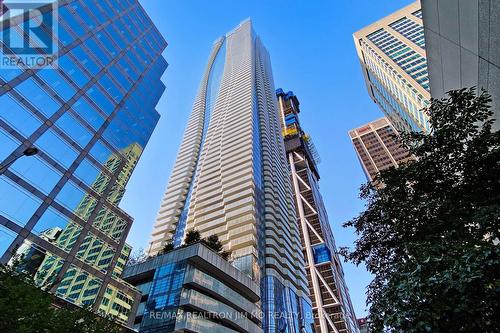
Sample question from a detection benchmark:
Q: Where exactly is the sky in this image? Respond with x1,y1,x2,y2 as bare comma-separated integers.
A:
121,0,413,318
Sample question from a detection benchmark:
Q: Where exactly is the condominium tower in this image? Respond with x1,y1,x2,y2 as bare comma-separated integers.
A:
354,1,431,134
349,118,413,182
0,0,167,327
277,89,359,333
148,20,314,332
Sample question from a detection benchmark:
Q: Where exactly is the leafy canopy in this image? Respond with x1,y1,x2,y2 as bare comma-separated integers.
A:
341,89,500,332
0,267,122,333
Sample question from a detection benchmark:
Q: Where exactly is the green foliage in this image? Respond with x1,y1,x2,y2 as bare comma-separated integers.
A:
202,234,231,260
203,234,224,253
184,229,201,245
0,267,123,333
158,242,174,255
181,230,231,260
341,89,500,332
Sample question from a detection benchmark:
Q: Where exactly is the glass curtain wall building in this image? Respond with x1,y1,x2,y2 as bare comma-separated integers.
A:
123,243,262,333
0,0,167,327
353,1,431,135
277,89,359,333
148,20,314,333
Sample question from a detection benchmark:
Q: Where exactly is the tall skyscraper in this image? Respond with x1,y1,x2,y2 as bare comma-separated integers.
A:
277,89,359,333
148,20,314,332
349,118,413,182
353,1,432,135
421,0,500,129
0,0,167,327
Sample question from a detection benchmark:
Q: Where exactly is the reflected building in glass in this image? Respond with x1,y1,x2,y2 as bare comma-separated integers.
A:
148,20,314,333
0,0,167,327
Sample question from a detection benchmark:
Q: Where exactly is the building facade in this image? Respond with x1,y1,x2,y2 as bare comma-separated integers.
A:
277,89,359,333
148,20,314,333
421,0,500,129
123,243,262,333
349,118,413,182
353,1,431,134
0,0,167,326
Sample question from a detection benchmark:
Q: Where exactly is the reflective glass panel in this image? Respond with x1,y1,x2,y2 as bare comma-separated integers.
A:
0,94,42,137
0,225,16,258
55,181,97,221
58,55,89,88
10,156,62,194
15,78,60,117
0,176,41,226
37,69,76,101
55,112,93,148
72,98,105,130
86,84,114,115
33,207,82,253
35,129,79,168
0,129,20,161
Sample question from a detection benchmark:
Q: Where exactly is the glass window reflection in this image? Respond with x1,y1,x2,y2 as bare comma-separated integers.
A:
74,158,101,187
56,181,97,221
57,22,75,46
89,140,118,169
0,129,20,161
15,78,61,117
72,98,105,130
37,69,76,101
86,84,115,115
0,225,16,258
0,176,42,226
71,46,99,76
33,207,82,253
35,129,78,168
0,94,42,137
58,55,89,88
0,66,22,81
10,156,62,194
55,112,93,148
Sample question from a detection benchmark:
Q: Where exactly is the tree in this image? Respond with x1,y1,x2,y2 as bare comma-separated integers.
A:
0,267,122,333
203,234,231,260
126,247,148,266
184,229,201,245
341,88,500,332
158,242,174,255
204,234,224,253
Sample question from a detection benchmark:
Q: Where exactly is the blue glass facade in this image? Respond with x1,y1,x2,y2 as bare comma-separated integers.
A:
0,0,166,326
123,243,262,333
141,261,187,332
261,276,315,333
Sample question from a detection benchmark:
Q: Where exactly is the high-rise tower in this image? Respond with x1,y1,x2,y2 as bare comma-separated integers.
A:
148,20,314,332
0,0,167,326
353,1,431,134
349,118,413,182
277,89,359,333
